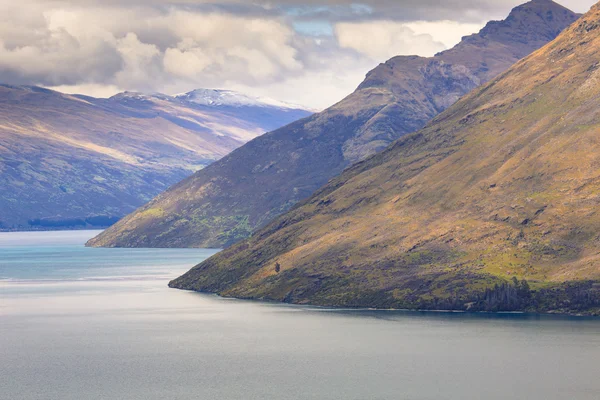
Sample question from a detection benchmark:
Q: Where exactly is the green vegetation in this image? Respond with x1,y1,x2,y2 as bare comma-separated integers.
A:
170,4,600,315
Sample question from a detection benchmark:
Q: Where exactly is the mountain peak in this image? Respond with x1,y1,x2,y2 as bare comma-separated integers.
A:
425,0,580,82
513,0,577,18
454,0,579,45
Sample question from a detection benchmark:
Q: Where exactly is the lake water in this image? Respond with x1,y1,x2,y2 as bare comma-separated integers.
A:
1,230,599,400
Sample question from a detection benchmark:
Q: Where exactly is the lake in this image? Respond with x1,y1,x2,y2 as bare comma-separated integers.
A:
1,230,599,400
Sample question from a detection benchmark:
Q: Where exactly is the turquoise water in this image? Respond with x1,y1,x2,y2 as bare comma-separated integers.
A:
1,231,599,400
0,230,219,282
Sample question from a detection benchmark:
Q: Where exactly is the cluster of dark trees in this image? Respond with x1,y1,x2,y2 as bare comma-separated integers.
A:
471,278,600,314
473,277,532,312
529,281,600,314
409,277,599,314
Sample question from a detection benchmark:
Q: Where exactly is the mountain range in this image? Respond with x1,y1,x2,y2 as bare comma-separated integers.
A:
0,86,310,229
170,1,600,315
88,0,580,249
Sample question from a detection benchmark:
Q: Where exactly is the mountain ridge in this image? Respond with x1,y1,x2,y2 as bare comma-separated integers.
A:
169,1,600,315
88,0,581,249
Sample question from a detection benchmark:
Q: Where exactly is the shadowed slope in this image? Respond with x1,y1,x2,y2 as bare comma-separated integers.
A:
171,2,600,315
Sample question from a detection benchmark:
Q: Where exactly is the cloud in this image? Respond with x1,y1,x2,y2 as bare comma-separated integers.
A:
402,20,487,48
334,19,487,62
48,83,124,98
0,0,595,110
335,22,447,59
0,2,305,89
163,46,212,80
0,2,123,87
115,33,162,89
161,12,302,83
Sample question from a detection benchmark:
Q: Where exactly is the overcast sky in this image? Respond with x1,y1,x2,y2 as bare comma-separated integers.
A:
0,0,595,109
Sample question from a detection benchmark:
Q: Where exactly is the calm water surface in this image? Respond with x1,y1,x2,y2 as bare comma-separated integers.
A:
1,230,599,400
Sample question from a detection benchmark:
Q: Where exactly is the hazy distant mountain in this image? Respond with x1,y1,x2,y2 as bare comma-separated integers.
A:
89,0,580,249
0,86,311,229
171,2,600,315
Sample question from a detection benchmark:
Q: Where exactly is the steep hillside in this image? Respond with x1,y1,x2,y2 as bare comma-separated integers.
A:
0,86,310,229
89,0,580,249
170,3,600,315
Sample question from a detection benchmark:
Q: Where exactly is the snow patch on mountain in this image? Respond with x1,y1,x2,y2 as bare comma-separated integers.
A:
109,91,173,102
109,89,312,111
175,89,306,110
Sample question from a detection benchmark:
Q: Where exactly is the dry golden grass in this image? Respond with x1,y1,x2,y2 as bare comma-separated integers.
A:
170,3,600,313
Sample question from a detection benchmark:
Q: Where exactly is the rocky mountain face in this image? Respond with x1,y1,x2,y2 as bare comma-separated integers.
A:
170,3,600,315
88,0,580,249
0,86,310,229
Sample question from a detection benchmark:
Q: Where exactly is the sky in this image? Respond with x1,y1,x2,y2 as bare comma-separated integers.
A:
0,0,595,110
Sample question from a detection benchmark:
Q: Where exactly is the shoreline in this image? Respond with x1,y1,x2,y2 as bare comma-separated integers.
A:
173,287,600,319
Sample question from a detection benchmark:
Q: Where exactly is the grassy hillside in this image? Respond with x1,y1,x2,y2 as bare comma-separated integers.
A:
88,0,580,249
170,2,600,315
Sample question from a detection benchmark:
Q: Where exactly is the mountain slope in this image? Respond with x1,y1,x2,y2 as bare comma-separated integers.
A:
170,2,600,315
0,86,310,229
88,0,580,249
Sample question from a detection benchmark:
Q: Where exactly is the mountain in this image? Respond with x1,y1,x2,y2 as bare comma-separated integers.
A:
170,2,600,315
88,0,580,249
0,86,311,229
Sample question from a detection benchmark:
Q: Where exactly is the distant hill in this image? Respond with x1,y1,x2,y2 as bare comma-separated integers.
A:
0,86,311,230
171,2,600,315
88,0,580,249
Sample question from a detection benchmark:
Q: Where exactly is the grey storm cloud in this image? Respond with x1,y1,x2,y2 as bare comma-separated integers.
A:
0,0,595,109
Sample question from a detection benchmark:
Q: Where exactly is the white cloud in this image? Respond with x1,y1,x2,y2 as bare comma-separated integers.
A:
164,46,212,79
161,12,302,84
334,19,488,61
48,83,123,98
226,53,374,109
115,33,162,88
335,21,447,60
403,20,485,49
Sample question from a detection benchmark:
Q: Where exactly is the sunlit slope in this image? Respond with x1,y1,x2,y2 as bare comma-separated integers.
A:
171,3,600,315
